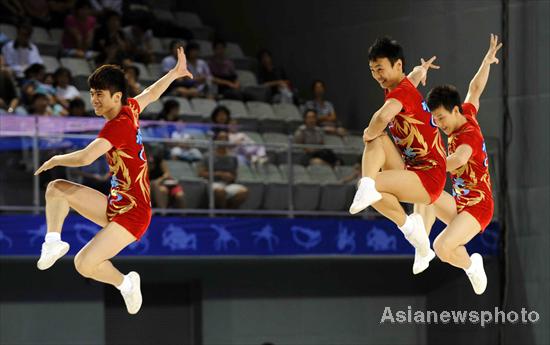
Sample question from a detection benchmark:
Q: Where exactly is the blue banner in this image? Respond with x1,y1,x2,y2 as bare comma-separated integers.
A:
0,215,500,257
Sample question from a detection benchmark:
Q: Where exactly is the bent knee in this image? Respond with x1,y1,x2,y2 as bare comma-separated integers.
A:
46,179,72,198
433,237,453,262
74,254,96,278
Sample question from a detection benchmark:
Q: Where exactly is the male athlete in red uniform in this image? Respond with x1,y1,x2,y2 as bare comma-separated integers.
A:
34,47,193,314
349,37,445,262
416,34,502,294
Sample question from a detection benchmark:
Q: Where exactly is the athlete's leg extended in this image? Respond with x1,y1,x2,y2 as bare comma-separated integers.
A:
433,211,480,269
74,221,135,286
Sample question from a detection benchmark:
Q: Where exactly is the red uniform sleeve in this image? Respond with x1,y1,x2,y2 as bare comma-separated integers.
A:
98,117,134,149
126,98,141,123
462,102,478,118
455,126,482,156
385,78,415,113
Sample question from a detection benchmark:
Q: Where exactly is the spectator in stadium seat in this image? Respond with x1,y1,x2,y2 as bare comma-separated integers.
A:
68,98,87,116
305,80,347,136
27,92,53,116
228,119,267,166
198,131,248,209
158,99,180,122
210,105,231,135
54,67,80,109
0,54,20,113
1,20,43,79
162,40,199,98
185,41,215,98
294,108,339,166
122,23,155,64
170,132,204,163
62,0,96,58
93,10,129,66
209,39,243,100
147,144,186,211
123,64,142,98
257,49,295,104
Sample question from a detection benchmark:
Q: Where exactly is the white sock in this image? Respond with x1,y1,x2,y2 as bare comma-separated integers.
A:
359,177,376,189
45,232,61,243
117,274,133,293
464,256,477,274
398,215,415,236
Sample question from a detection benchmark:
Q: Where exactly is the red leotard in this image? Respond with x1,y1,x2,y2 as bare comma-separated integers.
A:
448,103,494,231
98,98,152,239
385,77,447,203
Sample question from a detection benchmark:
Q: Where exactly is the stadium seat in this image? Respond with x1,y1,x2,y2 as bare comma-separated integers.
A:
0,24,16,40
191,98,217,120
226,42,245,59
60,58,92,76
41,56,60,73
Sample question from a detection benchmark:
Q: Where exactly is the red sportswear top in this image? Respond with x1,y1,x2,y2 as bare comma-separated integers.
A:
385,77,447,172
448,103,493,211
98,98,151,221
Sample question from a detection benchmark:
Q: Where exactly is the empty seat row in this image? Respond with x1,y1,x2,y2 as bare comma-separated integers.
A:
165,160,357,211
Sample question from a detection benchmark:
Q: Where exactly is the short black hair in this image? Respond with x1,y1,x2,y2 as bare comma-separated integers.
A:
426,85,463,114
210,105,231,123
24,63,46,79
303,108,317,119
31,92,48,103
124,65,140,79
54,67,72,80
256,48,272,61
368,37,405,69
311,79,325,91
16,19,33,32
88,64,128,104
69,98,85,109
185,41,200,56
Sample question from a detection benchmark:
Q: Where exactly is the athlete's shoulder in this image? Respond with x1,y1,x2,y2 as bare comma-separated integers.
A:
461,102,478,117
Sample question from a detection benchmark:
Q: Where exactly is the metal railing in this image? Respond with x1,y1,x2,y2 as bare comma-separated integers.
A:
0,115,502,220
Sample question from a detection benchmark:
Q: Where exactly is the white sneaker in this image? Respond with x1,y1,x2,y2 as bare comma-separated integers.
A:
412,248,436,275
121,272,142,314
37,241,70,270
349,177,382,214
466,253,487,295
404,214,430,257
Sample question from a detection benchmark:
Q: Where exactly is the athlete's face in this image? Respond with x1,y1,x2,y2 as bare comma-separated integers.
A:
90,88,121,116
431,105,461,135
369,58,403,89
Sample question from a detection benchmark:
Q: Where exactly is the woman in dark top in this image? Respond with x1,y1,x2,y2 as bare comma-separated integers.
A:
146,146,185,211
257,49,295,104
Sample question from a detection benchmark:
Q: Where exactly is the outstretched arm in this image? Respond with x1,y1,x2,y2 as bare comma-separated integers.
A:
464,34,503,110
407,56,440,88
135,47,193,111
34,138,112,175
362,98,403,142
